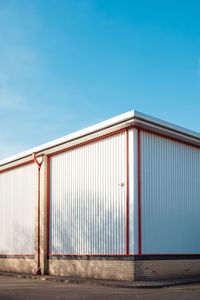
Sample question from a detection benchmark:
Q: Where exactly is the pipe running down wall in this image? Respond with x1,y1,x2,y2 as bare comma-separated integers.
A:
33,153,41,275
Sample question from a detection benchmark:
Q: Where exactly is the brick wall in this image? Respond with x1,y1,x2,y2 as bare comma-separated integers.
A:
48,259,135,281
134,259,200,280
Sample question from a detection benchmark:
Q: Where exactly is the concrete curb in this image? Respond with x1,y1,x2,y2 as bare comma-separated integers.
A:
1,272,200,289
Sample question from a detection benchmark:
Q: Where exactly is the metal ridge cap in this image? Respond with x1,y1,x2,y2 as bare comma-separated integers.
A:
1,110,199,168
133,111,200,141
132,119,200,146
0,110,135,167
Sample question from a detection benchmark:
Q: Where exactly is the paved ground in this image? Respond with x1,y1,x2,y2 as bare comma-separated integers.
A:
1,276,200,299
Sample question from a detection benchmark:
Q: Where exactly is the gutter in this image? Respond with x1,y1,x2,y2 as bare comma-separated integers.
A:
0,110,199,168
0,111,134,167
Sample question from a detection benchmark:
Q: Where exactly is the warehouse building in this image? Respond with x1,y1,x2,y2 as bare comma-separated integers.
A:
0,110,200,281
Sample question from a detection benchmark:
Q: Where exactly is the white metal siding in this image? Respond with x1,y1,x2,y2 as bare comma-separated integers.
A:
128,128,139,254
141,132,200,254
0,164,36,254
49,132,126,254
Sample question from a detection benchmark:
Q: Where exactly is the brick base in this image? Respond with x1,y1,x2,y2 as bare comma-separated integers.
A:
1,256,200,281
48,259,135,281
134,259,200,280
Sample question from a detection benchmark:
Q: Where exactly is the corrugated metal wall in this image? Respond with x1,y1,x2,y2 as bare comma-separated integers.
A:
49,132,127,255
0,164,36,255
128,128,139,254
140,131,200,254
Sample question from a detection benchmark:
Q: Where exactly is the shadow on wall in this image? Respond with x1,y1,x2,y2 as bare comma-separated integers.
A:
0,221,36,274
0,256,36,274
49,187,126,255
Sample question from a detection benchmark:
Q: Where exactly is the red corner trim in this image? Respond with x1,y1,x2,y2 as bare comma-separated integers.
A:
126,129,129,255
47,156,50,256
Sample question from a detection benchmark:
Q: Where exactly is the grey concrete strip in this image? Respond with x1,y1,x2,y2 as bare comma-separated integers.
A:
1,272,200,289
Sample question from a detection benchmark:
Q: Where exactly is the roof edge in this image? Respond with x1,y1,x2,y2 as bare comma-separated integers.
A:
0,110,199,167
133,111,200,140
0,110,135,167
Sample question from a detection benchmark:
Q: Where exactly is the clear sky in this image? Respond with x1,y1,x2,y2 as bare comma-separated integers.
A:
0,0,200,159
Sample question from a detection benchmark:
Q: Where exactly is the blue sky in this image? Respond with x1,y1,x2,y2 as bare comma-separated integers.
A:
0,0,200,159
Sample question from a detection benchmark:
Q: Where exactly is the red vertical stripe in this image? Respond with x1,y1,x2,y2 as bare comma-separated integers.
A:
126,129,129,255
37,167,41,274
47,156,50,255
138,129,142,255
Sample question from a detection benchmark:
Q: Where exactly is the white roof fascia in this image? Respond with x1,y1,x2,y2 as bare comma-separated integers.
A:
133,110,200,140
0,110,134,167
0,110,199,167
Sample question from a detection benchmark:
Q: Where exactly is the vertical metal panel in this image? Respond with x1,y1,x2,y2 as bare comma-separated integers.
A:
141,132,200,254
0,163,36,254
49,132,126,255
128,128,139,254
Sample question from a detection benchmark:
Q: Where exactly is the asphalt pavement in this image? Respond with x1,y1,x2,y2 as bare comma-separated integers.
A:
1,275,200,299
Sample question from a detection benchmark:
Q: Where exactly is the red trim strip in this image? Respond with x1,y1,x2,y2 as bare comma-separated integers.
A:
48,253,200,257
134,127,200,150
1,253,200,257
141,253,200,256
0,160,33,173
126,129,129,255
0,125,198,174
0,254,34,256
0,125,199,173
138,129,142,255
48,254,135,257
49,128,127,157
3,253,200,257
47,156,50,256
